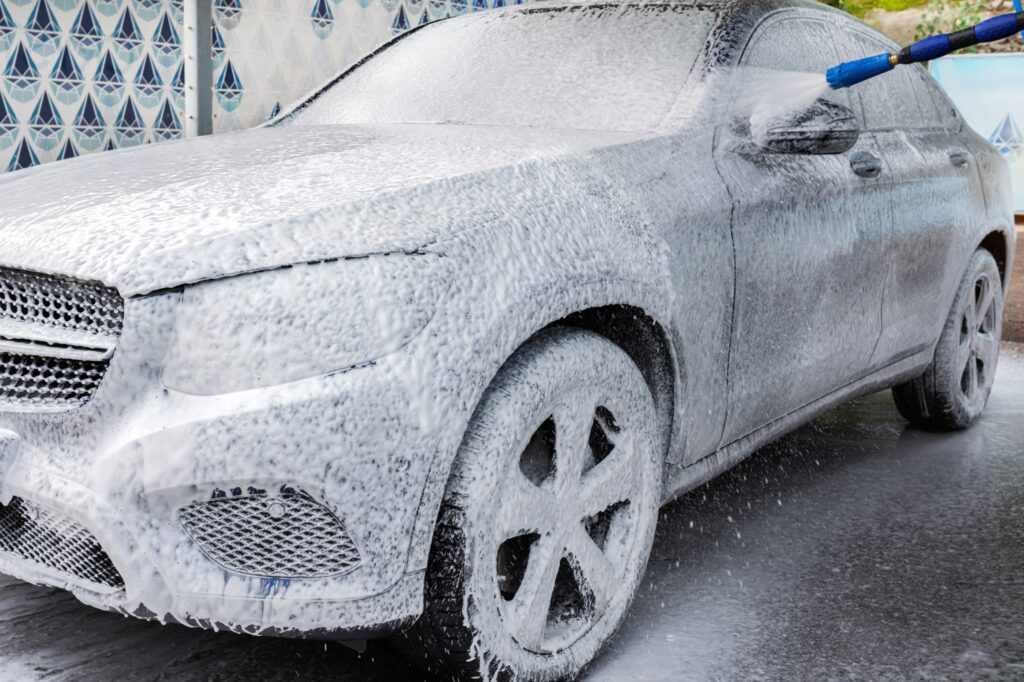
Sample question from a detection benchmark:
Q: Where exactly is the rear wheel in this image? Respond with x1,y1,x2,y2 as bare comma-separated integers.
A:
892,249,1003,430
401,327,662,681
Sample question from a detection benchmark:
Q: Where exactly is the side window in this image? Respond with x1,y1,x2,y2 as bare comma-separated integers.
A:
740,14,853,111
903,66,946,129
918,67,962,131
837,30,944,130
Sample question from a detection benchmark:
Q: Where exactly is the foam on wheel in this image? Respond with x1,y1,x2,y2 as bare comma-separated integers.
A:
893,249,1004,431
399,327,662,681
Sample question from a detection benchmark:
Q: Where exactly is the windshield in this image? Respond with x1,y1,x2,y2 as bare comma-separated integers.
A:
288,5,715,133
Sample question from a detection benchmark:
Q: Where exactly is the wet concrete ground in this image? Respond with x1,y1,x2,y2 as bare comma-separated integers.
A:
1,346,1022,681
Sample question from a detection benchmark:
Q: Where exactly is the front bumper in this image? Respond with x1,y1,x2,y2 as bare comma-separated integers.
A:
0,292,443,638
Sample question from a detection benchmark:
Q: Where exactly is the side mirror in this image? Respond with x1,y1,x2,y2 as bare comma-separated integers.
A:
758,99,860,155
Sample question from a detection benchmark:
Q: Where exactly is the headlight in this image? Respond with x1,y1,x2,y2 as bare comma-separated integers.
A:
162,254,448,395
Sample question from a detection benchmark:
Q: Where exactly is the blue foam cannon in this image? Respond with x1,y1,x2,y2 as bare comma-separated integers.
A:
827,11,1024,90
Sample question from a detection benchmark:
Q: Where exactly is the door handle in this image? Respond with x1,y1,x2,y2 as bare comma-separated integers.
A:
948,148,970,167
850,151,883,179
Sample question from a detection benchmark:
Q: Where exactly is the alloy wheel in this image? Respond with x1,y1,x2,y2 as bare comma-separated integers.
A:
959,272,1000,410
494,390,644,655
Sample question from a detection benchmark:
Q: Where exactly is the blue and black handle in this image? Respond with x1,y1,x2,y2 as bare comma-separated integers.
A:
827,11,1024,90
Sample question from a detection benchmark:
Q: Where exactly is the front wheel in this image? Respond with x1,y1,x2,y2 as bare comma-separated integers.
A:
401,327,662,681
893,249,1004,430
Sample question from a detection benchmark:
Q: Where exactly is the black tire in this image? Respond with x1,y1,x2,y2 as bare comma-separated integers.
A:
892,249,1004,430
398,327,662,681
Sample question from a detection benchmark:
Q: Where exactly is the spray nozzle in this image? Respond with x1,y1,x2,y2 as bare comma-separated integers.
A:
826,53,896,90
827,10,1024,90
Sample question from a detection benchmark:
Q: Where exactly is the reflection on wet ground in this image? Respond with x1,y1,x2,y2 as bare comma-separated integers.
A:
2,346,1022,681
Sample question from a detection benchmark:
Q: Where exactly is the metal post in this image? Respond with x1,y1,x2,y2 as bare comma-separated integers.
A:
184,0,213,137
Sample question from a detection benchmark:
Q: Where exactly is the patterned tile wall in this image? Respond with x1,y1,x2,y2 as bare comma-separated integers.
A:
0,0,525,173
0,0,184,173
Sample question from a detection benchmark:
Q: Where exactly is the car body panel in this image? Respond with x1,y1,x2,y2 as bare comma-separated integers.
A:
0,123,650,296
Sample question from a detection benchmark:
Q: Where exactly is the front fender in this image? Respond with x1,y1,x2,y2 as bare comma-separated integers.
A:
401,216,677,575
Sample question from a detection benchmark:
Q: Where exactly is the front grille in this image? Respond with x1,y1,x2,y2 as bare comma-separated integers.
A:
0,267,123,410
0,497,124,589
0,267,124,337
0,352,109,409
178,491,361,579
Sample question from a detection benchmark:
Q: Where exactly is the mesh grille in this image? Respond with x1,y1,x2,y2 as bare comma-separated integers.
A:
0,497,124,589
0,268,123,410
0,352,109,408
0,267,124,337
178,492,361,579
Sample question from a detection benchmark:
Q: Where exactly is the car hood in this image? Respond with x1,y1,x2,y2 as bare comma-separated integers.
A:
0,123,646,296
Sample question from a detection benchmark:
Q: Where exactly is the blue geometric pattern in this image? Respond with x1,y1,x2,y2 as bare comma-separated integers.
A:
170,57,184,109
1,0,185,173
93,49,125,107
114,94,143,145
152,96,178,140
26,0,60,58
990,114,1023,160
215,58,242,112
0,4,14,53
56,134,76,159
70,2,102,60
112,5,144,63
152,10,179,67
93,0,121,18
7,135,39,171
133,52,162,108
72,92,104,150
211,22,225,69
49,43,84,104
134,0,160,22
310,0,332,40
28,89,60,150
4,42,40,103
391,5,408,36
0,90,17,148
215,0,241,30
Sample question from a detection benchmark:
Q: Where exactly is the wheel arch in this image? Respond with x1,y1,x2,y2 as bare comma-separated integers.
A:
405,287,682,579
553,305,677,462
978,227,1013,293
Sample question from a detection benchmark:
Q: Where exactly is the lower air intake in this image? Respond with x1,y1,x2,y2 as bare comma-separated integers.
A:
178,491,361,579
0,352,109,409
0,497,124,589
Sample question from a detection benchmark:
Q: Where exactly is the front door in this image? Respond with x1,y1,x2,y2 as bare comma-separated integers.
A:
713,12,892,448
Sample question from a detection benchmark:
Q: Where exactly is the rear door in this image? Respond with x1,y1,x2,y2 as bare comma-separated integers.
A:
713,11,892,449
835,29,980,364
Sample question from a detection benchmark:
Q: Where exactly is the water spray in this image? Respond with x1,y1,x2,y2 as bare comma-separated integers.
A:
826,11,1024,90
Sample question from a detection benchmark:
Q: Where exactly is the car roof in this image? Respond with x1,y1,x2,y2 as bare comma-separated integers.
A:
496,0,858,66
511,0,840,18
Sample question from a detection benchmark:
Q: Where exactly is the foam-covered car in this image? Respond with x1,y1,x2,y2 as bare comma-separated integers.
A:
0,1,1014,680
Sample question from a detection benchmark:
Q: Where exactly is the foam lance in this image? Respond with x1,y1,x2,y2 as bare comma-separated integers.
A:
826,11,1024,90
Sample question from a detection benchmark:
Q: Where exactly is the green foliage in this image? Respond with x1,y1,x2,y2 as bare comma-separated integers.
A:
915,0,986,48
821,0,929,18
